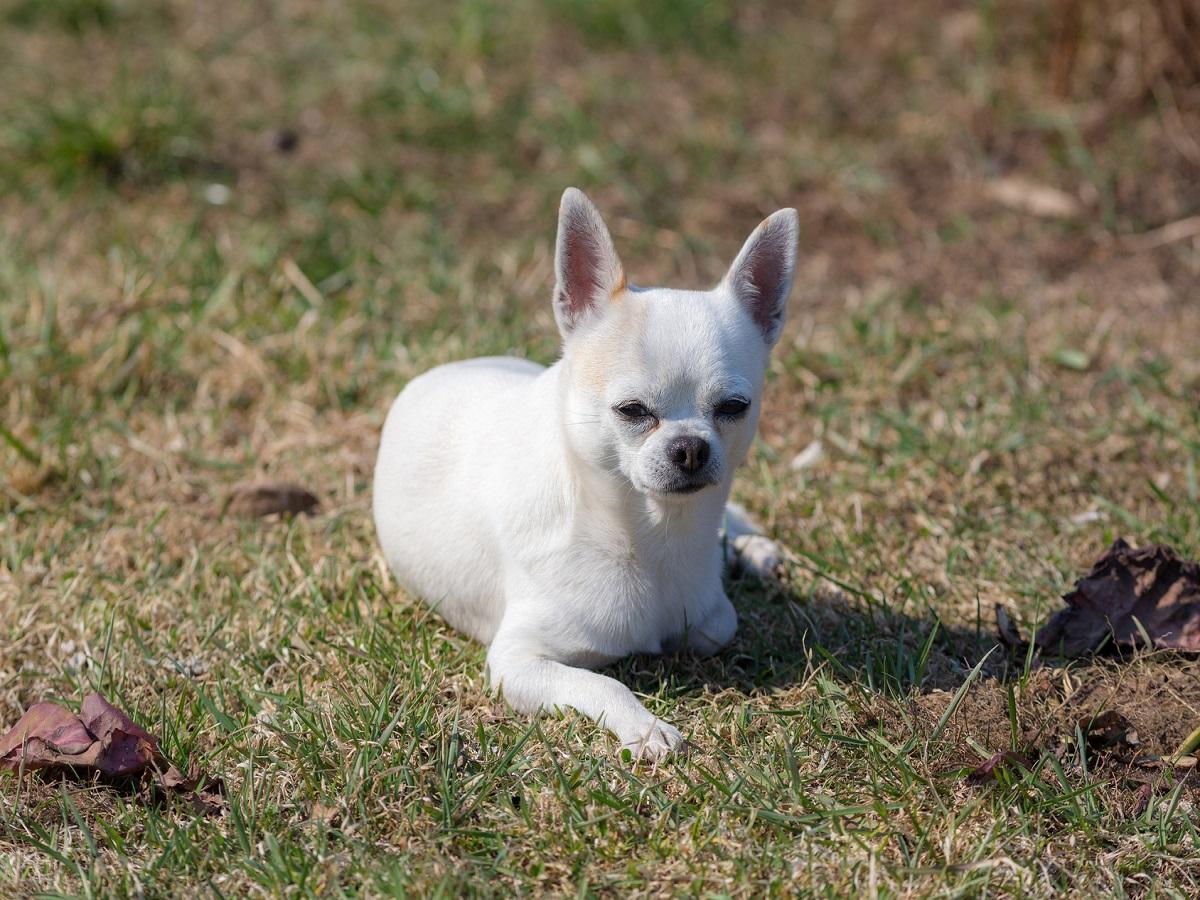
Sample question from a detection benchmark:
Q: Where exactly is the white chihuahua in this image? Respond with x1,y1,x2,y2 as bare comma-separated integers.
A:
373,188,796,759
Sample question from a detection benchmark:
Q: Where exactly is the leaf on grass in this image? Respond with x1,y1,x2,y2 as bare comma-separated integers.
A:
82,693,159,747
156,763,226,816
187,789,225,816
226,480,319,518
98,729,160,777
1035,539,1200,656
1,693,160,779
966,750,1033,784
309,801,341,826
159,763,198,792
1130,782,1153,817
0,703,95,763
2,694,225,813
1078,710,1139,753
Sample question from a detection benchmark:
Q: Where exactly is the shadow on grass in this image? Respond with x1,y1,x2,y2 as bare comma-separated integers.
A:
614,572,1018,702
606,568,1200,772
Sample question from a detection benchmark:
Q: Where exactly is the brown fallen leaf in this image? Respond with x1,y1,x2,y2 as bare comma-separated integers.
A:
0,703,94,765
2,697,224,813
98,728,162,778
966,750,1034,784
1130,782,1153,817
1078,710,1139,754
1035,539,1200,656
188,790,225,816
159,763,199,792
156,763,226,816
82,693,159,746
1,693,161,778
226,480,319,518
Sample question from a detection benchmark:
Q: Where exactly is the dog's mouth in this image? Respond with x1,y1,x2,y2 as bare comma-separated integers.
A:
659,479,716,497
628,469,719,498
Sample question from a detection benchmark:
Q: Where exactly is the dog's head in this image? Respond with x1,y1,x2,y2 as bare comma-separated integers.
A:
553,188,797,499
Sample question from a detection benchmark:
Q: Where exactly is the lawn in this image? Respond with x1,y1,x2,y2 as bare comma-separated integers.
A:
2,0,1199,895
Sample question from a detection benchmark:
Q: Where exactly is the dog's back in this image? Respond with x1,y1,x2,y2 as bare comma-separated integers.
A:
373,356,546,643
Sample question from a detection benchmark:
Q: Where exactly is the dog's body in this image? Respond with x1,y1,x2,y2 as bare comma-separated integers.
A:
374,189,797,758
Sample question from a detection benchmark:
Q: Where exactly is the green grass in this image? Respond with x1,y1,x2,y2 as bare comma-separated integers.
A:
2,0,1200,895
4,0,120,33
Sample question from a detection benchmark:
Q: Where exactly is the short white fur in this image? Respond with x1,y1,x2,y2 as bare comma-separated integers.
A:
373,188,798,759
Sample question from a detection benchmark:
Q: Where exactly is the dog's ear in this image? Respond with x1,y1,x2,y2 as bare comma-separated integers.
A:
722,208,798,347
553,187,625,337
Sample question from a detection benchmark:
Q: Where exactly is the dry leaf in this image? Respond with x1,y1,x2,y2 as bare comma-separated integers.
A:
159,764,199,792
1,695,227,813
1130,782,1153,817
82,693,159,747
1078,710,1139,754
0,693,161,778
156,763,225,815
966,750,1033,784
0,703,95,769
226,480,319,518
1035,539,1200,656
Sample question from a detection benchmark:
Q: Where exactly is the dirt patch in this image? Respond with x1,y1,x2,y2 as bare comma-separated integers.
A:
932,662,1199,754
886,659,1200,809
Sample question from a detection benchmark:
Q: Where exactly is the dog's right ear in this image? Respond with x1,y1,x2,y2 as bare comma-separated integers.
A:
722,208,798,347
553,188,625,337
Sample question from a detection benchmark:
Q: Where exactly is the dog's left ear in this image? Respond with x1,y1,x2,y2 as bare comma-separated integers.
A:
553,187,626,337
722,208,798,347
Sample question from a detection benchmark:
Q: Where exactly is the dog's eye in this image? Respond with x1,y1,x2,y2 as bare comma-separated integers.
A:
615,402,652,420
715,397,750,418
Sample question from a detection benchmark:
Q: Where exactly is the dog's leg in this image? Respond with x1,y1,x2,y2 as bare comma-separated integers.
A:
722,501,783,578
486,637,684,760
680,591,737,656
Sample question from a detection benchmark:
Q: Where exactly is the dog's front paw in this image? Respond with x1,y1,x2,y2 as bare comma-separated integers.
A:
621,719,685,763
731,534,783,579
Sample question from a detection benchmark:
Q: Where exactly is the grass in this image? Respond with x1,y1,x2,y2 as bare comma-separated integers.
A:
2,0,1200,895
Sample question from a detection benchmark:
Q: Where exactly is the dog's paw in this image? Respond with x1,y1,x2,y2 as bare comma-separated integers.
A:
621,719,685,763
731,534,783,579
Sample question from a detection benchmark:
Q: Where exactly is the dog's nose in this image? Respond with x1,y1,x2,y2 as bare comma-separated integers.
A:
667,436,710,474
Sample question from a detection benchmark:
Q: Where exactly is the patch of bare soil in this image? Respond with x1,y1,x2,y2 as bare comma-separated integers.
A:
898,659,1200,810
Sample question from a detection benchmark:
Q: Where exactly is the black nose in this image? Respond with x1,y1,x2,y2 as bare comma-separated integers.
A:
667,436,710,474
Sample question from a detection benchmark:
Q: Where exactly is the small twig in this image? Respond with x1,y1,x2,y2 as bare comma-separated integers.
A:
1119,216,1200,253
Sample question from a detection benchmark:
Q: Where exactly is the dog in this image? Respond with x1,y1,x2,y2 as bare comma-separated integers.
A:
373,188,796,759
